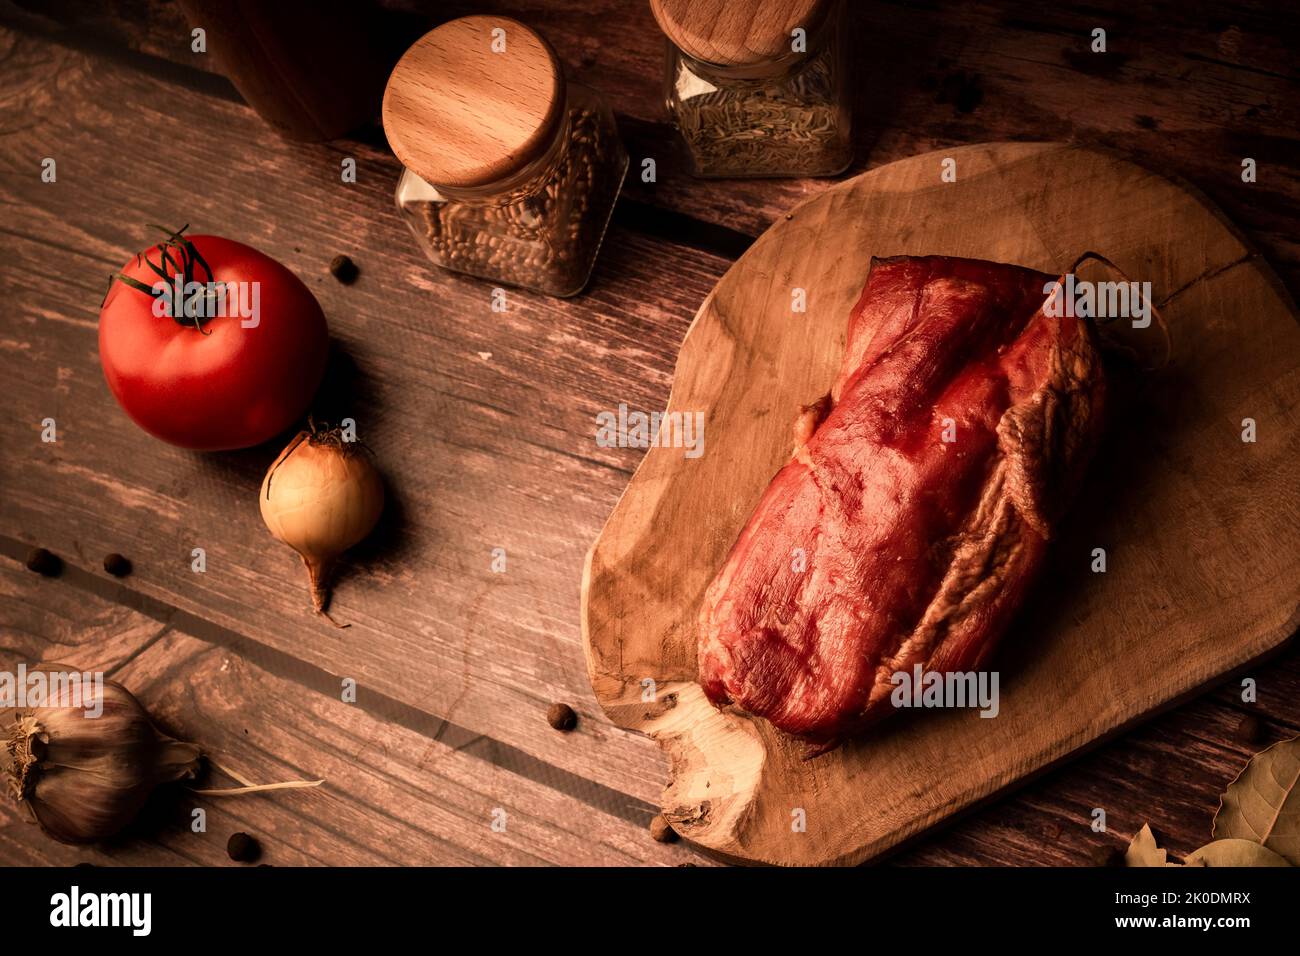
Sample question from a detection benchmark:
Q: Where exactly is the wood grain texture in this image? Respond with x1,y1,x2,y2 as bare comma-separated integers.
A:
9,557,1292,867
8,2,1297,281
0,559,706,866
650,0,830,67
582,141,1300,865
0,0,1298,867
895,675,1300,866
0,29,711,812
382,15,565,187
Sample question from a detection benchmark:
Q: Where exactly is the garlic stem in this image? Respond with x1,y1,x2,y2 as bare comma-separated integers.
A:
210,758,256,788
191,780,325,796
193,756,324,796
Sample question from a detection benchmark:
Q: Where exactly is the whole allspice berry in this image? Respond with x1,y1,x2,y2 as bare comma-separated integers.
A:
546,702,578,732
650,814,678,844
1233,713,1264,746
329,254,359,284
226,831,261,863
25,547,62,577
103,553,133,577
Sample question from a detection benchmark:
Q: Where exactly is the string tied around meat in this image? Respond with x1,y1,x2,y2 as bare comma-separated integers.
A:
1060,250,1172,371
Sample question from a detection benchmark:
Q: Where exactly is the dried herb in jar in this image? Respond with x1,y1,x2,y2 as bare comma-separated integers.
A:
673,44,849,178
384,16,627,297
411,106,624,297
654,0,852,179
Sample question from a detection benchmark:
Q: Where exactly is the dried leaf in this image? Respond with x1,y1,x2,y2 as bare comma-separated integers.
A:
1213,735,1300,865
1124,823,1168,866
1184,839,1292,867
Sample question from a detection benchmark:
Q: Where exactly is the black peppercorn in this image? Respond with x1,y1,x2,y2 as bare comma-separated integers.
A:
1233,713,1264,746
227,831,261,863
650,814,678,844
25,547,62,577
103,553,132,577
329,254,359,284
546,702,577,732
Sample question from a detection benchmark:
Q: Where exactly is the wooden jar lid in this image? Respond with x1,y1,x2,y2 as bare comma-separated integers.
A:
650,0,831,67
382,15,565,189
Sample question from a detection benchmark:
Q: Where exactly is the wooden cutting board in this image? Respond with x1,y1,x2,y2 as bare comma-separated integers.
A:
581,142,1300,867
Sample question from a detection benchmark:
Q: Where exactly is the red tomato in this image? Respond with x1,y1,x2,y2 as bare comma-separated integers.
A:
99,233,329,451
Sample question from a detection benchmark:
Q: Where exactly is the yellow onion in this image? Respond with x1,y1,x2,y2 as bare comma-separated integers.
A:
260,424,384,626
4,667,323,844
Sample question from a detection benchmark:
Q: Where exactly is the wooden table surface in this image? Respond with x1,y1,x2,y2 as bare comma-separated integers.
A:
1,0,1296,867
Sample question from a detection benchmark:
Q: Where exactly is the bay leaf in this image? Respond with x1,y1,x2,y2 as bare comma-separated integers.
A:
1213,734,1300,865
1184,839,1292,867
1124,823,1168,867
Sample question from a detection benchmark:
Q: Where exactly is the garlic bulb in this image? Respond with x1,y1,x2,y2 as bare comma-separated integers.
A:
260,425,384,624
5,670,201,844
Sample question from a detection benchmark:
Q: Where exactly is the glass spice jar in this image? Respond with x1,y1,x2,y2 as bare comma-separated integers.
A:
651,0,851,178
383,16,628,297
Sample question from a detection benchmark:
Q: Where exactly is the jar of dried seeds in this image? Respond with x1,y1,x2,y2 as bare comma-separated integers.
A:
383,16,628,297
651,0,851,178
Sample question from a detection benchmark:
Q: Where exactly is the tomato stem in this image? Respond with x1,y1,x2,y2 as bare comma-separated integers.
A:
102,224,219,335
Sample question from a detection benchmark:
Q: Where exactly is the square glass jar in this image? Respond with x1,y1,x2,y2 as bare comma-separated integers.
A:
385,17,628,297
394,84,627,298
657,0,852,178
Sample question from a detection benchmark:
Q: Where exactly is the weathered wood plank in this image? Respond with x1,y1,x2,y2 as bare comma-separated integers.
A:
0,559,704,865
899,669,1300,865
0,8,1297,867
0,28,721,807
7,0,1298,287
0,562,168,672
7,538,1289,868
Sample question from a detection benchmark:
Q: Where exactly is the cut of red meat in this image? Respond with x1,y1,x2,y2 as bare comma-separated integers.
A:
698,255,1106,742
